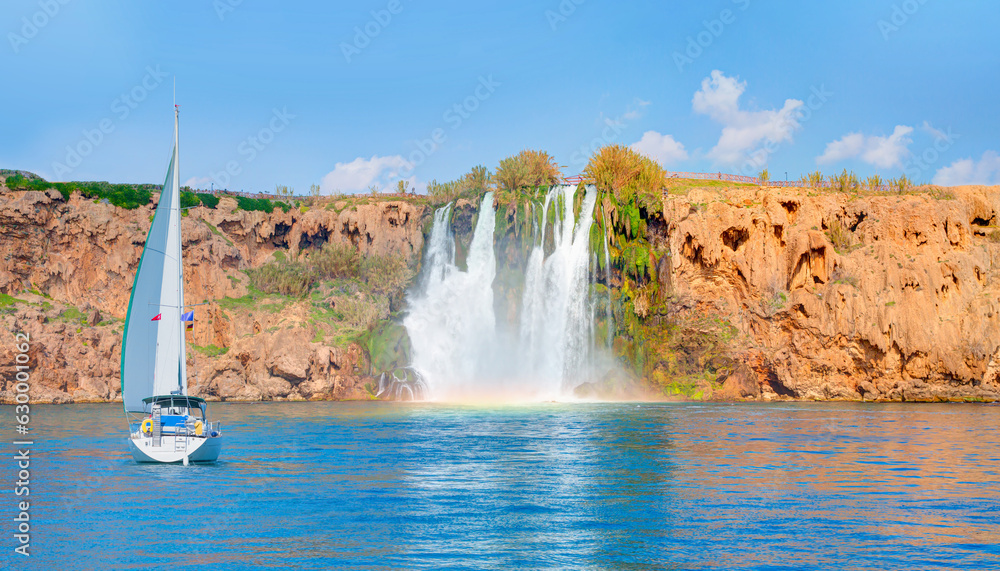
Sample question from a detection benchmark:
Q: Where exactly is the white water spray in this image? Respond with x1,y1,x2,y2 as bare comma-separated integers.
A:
518,185,598,396
404,193,497,397
405,185,600,401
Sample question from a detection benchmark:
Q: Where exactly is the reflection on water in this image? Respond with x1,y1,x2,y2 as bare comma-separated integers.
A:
7,402,999,570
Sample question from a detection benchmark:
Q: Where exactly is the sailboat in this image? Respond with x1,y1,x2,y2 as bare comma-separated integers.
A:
121,104,223,464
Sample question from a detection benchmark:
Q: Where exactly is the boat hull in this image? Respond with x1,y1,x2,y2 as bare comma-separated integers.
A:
128,433,223,464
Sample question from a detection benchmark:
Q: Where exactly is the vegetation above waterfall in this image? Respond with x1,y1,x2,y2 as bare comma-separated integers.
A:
582,144,741,399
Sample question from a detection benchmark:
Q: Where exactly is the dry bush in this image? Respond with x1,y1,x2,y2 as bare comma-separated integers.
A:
522,150,562,187
247,261,314,296
826,218,854,253
864,174,883,192
829,169,859,193
337,295,389,330
361,253,415,295
426,179,462,203
493,150,560,192
312,242,359,279
493,154,531,191
893,174,912,194
464,165,491,191
583,144,666,201
427,165,492,205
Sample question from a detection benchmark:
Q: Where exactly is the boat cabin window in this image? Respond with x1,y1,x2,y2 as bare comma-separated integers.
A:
145,399,207,420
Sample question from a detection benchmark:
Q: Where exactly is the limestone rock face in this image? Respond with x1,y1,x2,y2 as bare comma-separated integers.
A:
665,185,1000,401
2,179,999,403
0,185,425,404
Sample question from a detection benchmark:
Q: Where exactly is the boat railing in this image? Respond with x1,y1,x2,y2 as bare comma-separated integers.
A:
206,421,222,437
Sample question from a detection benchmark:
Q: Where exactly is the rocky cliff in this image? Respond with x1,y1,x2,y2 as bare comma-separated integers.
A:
1,180,998,404
659,184,1000,401
0,185,428,404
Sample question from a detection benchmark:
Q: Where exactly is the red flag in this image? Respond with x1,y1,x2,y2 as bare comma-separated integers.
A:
151,313,162,321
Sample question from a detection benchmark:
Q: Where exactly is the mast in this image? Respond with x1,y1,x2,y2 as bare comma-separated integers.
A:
175,103,188,395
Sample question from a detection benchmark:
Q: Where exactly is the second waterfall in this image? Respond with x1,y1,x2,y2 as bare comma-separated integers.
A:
404,185,601,400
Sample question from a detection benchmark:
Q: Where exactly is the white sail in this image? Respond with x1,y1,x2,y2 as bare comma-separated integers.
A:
120,108,187,412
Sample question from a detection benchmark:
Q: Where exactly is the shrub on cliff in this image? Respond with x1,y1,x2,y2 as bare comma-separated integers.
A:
583,144,666,203
864,174,883,192
247,260,314,296
312,242,360,278
493,150,561,192
361,253,414,296
197,193,220,209
4,173,154,209
892,174,912,194
180,191,201,209
799,170,824,188
826,219,855,253
236,196,275,213
427,165,493,205
828,169,860,193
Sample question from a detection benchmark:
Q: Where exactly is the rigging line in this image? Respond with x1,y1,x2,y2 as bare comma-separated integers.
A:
140,246,181,263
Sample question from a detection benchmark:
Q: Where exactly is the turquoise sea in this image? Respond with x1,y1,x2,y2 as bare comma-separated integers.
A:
4,401,999,570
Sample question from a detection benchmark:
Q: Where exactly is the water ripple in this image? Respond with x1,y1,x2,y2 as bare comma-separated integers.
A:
4,401,999,570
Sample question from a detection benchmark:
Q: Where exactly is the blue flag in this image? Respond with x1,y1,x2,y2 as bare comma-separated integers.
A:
181,311,194,321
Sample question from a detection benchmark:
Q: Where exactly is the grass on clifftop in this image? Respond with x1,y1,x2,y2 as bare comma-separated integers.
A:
2,170,298,213
4,172,155,209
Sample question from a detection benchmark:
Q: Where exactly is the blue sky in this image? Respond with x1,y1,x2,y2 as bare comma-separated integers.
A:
2,0,998,194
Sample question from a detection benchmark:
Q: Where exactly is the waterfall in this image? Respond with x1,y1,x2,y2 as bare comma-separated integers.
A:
518,185,598,396
404,193,497,398
405,185,600,401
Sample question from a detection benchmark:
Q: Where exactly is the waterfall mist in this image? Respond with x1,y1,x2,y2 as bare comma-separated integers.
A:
405,186,614,401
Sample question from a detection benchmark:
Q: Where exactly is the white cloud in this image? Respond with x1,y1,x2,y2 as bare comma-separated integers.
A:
932,151,1000,186
692,70,804,164
320,154,411,194
183,176,214,189
861,126,913,168
816,125,913,169
815,133,865,164
631,131,688,166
